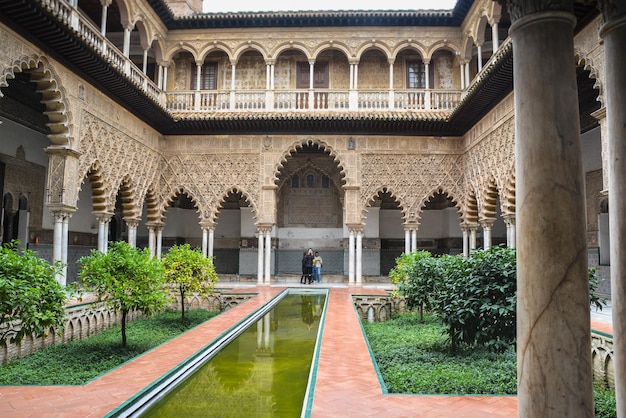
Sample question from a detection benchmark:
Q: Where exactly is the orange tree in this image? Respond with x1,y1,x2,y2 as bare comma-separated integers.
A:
77,241,168,348
162,244,218,323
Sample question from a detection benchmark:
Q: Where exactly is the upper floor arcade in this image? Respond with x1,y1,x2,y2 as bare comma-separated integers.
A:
0,0,599,135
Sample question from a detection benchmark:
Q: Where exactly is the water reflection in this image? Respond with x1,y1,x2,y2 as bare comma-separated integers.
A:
142,292,326,418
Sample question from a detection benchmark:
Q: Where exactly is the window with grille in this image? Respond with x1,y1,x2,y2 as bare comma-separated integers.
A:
192,62,217,90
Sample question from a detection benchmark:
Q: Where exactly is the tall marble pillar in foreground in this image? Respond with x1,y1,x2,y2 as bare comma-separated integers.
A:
599,2,626,415
509,2,593,416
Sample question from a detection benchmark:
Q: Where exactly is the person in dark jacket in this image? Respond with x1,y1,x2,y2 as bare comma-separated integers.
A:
300,251,307,284
304,248,314,284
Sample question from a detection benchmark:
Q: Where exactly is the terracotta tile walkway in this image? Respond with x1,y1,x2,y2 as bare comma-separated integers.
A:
0,285,612,418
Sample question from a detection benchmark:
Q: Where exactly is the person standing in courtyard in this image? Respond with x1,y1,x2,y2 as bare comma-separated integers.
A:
304,248,314,284
313,251,323,283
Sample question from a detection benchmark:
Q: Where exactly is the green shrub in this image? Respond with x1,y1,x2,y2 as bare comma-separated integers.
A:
0,241,66,350
594,383,617,418
0,309,218,385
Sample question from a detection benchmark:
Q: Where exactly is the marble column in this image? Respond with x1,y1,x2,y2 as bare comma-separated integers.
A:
208,228,214,257
96,213,110,253
404,228,410,254
469,225,477,250
99,0,111,35
510,4,592,416
257,230,264,285
156,227,163,260
125,218,139,248
356,229,363,286
264,229,271,284
201,227,209,257
61,215,69,280
461,226,469,257
503,214,516,248
491,19,500,52
348,229,355,285
147,225,156,257
599,4,626,414
480,219,493,250
411,228,417,252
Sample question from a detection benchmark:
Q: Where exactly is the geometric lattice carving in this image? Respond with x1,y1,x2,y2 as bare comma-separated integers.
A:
159,153,260,223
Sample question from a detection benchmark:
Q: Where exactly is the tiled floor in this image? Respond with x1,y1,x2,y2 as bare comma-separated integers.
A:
0,284,612,418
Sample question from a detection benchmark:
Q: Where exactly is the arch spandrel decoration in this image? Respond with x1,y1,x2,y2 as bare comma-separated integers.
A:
360,153,465,225
77,112,161,212
464,117,515,219
158,152,260,225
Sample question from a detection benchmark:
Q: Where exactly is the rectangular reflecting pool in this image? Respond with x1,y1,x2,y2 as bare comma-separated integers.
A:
110,289,327,418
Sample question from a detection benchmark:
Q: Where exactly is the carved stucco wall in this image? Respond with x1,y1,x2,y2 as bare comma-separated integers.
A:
463,93,516,220
76,112,162,215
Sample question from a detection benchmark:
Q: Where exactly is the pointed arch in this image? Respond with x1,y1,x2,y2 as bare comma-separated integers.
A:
480,177,500,222
273,138,347,186
362,186,408,223
1,55,72,148
212,186,257,225
418,187,462,224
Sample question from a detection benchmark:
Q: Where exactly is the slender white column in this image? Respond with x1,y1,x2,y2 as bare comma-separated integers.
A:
52,213,63,264
389,62,394,89
349,64,354,89
491,21,500,52
122,26,131,57
459,63,464,89
231,64,236,90
477,44,483,72
309,61,314,89
600,9,626,412
202,228,208,257
156,228,162,260
196,63,202,90
61,215,69,267
356,230,363,286
97,219,106,252
148,226,155,257
404,228,410,253
264,230,271,284
100,3,108,35
424,62,430,89
163,66,168,90
142,49,148,73
158,65,163,89
462,227,469,257
411,229,417,252
257,231,264,285
464,61,470,86
126,220,138,248
482,222,492,250
208,228,214,257
265,64,270,89
354,64,358,88
470,227,476,250
348,230,355,285
270,64,275,89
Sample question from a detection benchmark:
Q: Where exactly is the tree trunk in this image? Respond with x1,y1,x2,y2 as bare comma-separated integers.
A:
121,309,128,348
180,286,186,323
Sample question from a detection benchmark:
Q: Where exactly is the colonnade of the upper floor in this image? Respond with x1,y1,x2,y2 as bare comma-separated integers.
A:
39,0,508,113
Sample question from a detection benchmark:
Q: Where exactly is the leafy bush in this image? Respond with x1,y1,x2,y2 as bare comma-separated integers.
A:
0,309,218,385
77,241,169,347
0,241,66,350
594,383,617,418
389,250,439,321
363,313,517,394
162,244,218,323
434,247,517,353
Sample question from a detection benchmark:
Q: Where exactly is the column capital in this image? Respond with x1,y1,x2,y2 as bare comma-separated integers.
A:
346,223,364,233
123,217,141,228
503,0,573,24
48,204,76,217
598,0,626,26
200,221,216,229
502,213,516,226
94,212,114,223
